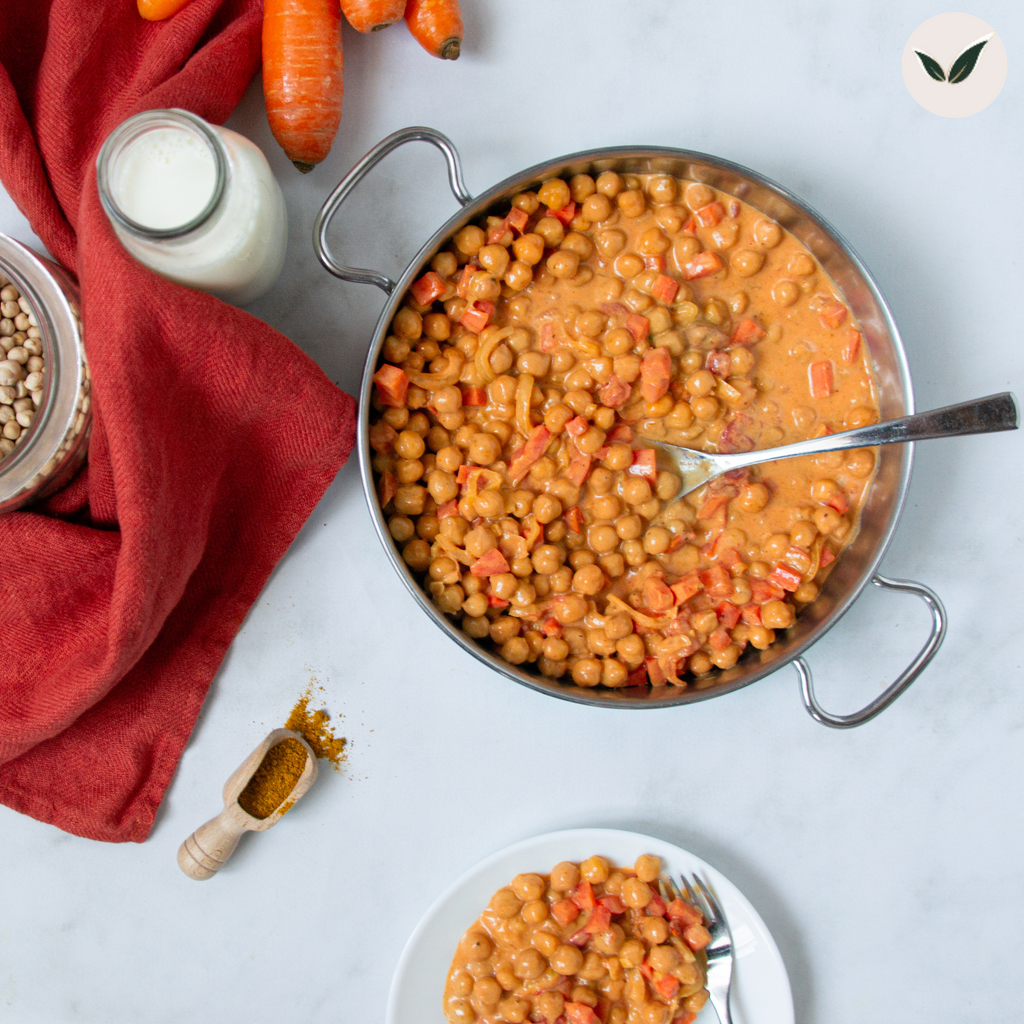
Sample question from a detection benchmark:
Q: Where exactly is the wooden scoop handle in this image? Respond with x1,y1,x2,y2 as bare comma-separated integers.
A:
177,811,247,880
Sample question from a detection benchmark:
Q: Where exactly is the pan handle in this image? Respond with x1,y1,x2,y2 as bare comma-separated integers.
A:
313,126,474,294
793,573,947,728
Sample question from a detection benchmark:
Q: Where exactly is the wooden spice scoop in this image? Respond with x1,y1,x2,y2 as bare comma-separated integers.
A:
177,728,318,880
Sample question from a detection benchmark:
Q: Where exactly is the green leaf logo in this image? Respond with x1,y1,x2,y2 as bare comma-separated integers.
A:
948,38,990,83
915,50,946,81
914,33,993,85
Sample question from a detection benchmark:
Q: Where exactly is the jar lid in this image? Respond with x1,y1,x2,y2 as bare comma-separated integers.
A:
0,234,85,507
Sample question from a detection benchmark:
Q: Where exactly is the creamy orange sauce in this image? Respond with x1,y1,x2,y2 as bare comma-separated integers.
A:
368,170,879,689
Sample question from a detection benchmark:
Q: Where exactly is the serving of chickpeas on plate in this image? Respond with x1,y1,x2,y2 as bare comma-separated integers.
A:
444,854,710,1024
369,168,880,690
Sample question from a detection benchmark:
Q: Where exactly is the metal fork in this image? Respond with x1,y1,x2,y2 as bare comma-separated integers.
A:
661,875,735,1024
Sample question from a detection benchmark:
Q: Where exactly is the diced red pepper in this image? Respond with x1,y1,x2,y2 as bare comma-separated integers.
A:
584,904,612,934
409,271,445,306
644,577,676,614
570,880,596,910
709,627,732,650
539,322,558,352
715,601,741,630
808,360,834,399
682,216,697,235
456,264,475,299
565,416,589,437
671,571,703,604
508,425,552,483
567,447,593,487
820,546,836,567
683,924,712,951
706,350,731,377
456,464,474,486
471,548,511,578
695,201,725,227
369,421,398,453
667,899,703,928
826,491,849,514
552,898,580,927
373,364,409,407
750,578,786,603
626,664,648,688
643,254,666,272
645,894,667,917
569,927,590,948
593,446,611,461
651,274,679,305
718,547,746,572
541,616,564,637
629,448,658,484
700,565,733,599
437,499,459,519
462,386,487,406
461,300,495,333
377,470,397,508
769,564,802,592
599,374,632,409
654,975,680,1000
566,506,585,533
645,657,667,686
486,220,511,245
641,348,672,403
682,251,723,280
731,317,766,346
487,594,510,609
819,301,848,329
606,424,633,444
506,207,529,233
625,313,651,342
599,894,627,914
564,1002,599,1024
548,200,577,226
638,962,654,981
697,494,728,521
741,603,762,626
842,328,861,363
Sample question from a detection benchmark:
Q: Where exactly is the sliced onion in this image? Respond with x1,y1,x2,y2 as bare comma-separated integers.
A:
474,326,513,384
406,348,466,390
515,372,535,440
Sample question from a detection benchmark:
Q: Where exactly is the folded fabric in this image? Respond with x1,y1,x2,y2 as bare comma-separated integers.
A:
0,0,356,842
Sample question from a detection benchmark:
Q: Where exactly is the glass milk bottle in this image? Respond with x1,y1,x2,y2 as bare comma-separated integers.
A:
96,109,287,306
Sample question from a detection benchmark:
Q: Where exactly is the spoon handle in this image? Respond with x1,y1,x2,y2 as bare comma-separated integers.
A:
719,392,1019,471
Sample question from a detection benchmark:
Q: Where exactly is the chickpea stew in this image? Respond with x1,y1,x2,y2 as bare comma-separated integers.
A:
369,170,879,690
444,855,710,1024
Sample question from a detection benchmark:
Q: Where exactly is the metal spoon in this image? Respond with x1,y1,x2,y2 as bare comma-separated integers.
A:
644,392,1019,498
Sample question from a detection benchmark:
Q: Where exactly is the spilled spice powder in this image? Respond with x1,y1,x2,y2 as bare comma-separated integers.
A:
238,738,308,819
285,686,347,770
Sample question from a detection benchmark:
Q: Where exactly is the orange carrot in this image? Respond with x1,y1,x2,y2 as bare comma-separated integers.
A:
137,0,192,20
263,0,344,172
404,0,463,59
341,0,405,33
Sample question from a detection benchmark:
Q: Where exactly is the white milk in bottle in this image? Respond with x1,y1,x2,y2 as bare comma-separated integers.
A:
96,109,287,306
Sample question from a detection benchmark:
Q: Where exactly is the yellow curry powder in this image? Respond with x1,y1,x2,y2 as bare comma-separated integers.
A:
238,738,308,820
284,686,347,770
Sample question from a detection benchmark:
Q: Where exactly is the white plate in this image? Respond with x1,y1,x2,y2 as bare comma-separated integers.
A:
387,828,794,1024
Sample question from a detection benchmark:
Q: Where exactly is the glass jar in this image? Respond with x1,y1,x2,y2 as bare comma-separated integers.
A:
0,233,91,513
96,109,288,307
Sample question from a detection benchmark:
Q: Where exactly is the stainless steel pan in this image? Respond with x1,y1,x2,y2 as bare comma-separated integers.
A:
314,126,947,727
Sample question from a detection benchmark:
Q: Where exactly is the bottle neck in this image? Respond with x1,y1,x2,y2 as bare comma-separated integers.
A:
96,108,228,241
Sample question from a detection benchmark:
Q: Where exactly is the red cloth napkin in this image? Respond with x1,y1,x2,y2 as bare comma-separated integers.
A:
0,0,356,841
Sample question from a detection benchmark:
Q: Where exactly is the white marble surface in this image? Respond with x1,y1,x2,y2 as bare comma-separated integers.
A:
2,2,1023,1022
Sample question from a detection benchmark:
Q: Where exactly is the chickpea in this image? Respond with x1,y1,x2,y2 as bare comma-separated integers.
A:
642,527,671,555
572,658,603,687
433,385,463,415
583,193,613,222
396,458,424,484
575,310,606,339
465,527,497,559
490,617,521,645
602,444,633,471
454,225,485,256
423,312,451,341
392,307,423,341
791,521,818,549
547,250,580,280
602,328,634,358
621,477,652,505
684,182,714,211
614,253,644,279
512,191,540,214
621,877,652,909
748,625,776,650
550,944,584,976
580,855,611,883
730,346,756,375
498,996,530,1023
553,593,587,624
847,406,875,429
685,370,715,397
572,563,606,596
846,449,875,477
532,494,563,524
795,581,820,603
637,227,670,255
752,218,783,248
772,280,800,307
689,651,713,675
394,429,426,460
666,401,694,429
534,217,565,247
761,600,795,629
738,482,769,512
814,505,844,535
468,432,502,465
538,178,571,211
432,250,458,277
550,861,580,891
513,233,545,266
587,523,620,553
647,175,677,203
535,991,564,1022
615,189,644,217
617,939,645,969
561,232,593,259
638,916,670,945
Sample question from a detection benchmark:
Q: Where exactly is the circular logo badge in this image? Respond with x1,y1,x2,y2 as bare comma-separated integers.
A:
902,13,1006,117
